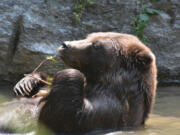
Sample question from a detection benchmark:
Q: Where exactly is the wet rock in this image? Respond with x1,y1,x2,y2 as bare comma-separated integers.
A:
0,97,41,133
0,0,179,85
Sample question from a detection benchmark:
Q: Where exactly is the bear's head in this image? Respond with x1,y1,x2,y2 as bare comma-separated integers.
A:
58,32,156,84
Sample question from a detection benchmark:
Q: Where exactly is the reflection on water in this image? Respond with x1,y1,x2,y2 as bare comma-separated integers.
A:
107,87,180,135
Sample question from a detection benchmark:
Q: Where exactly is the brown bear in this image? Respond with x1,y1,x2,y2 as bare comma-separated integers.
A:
38,32,157,134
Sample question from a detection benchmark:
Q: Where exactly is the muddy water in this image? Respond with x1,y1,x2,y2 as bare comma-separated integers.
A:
109,87,180,135
0,84,180,135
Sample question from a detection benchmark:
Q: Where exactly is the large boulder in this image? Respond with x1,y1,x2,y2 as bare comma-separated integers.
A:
0,0,179,85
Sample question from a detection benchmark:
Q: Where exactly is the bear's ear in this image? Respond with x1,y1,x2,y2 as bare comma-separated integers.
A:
136,51,153,68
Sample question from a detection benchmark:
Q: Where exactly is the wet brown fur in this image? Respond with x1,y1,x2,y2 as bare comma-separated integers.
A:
38,32,157,134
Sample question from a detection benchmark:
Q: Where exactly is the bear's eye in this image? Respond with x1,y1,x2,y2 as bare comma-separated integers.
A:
92,45,97,49
92,42,101,50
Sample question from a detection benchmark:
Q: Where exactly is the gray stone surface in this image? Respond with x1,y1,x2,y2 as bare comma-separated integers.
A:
0,0,179,85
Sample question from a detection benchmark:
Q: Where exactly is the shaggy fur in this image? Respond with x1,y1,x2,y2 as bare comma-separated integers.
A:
38,32,157,134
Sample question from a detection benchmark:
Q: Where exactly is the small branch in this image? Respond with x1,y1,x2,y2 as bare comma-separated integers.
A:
24,74,51,86
24,55,58,86
32,55,58,74
32,59,48,74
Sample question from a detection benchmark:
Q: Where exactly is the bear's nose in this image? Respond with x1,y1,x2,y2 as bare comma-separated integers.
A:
62,42,71,49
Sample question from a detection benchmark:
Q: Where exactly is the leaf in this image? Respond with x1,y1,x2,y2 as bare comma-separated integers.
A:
139,14,149,22
146,8,161,15
74,4,84,12
138,23,147,31
143,35,149,43
46,56,57,64
73,12,81,22
47,76,53,83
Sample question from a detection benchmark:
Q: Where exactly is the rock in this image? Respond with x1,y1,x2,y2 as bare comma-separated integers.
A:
145,0,180,85
0,0,179,85
0,97,41,133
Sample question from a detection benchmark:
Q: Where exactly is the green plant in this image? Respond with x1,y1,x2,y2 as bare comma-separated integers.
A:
46,56,57,64
73,0,93,23
132,2,161,42
73,12,81,23
47,76,53,83
132,15,149,42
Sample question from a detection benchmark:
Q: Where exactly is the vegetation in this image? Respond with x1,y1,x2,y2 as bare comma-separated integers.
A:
132,0,161,42
47,76,53,84
46,56,57,64
73,0,94,23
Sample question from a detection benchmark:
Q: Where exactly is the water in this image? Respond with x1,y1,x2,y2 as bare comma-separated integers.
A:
0,84,180,135
109,87,180,135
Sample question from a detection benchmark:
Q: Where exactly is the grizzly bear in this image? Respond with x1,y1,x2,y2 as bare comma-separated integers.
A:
37,32,157,134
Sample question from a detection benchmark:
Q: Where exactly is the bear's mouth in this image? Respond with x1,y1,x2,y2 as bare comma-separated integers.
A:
58,43,68,59
58,49,81,70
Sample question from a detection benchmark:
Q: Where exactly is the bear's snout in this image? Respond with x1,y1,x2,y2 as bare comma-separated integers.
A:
61,42,71,49
58,42,72,57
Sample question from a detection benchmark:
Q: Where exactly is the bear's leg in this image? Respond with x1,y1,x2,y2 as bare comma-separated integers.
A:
37,69,85,134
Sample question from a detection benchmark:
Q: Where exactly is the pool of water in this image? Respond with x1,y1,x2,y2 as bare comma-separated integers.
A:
108,87,180,135
0,83,180,135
